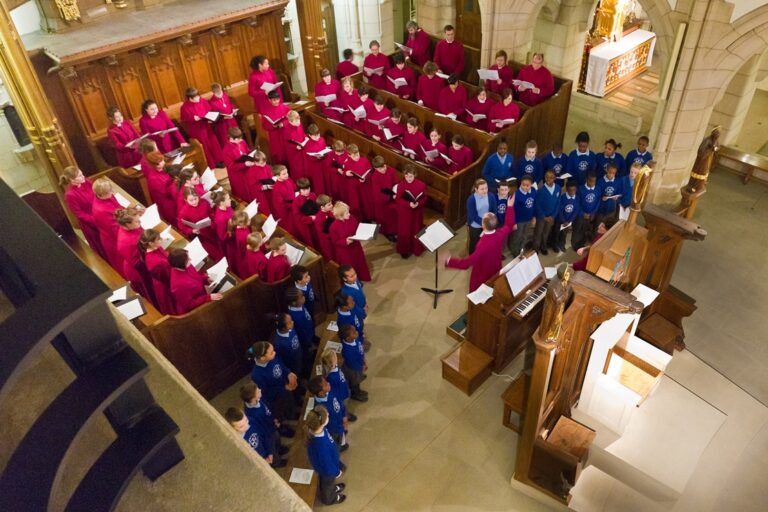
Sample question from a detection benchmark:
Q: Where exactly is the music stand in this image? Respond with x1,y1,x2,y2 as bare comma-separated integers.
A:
416,219,456,309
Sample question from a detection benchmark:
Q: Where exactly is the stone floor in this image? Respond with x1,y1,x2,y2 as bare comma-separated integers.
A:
731,88,768,155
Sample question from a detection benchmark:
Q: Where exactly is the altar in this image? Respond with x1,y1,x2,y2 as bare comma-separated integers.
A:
584,29,656,97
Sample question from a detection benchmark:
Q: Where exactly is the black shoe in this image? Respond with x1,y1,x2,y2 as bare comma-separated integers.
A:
334,494,347,504
339,443,349,452
540,248,549,255
347,413,358,422
559,245,567,253
271,458,287,468
335,483,346,492
279,425,295,438
351,393,369,402
400,253,410,259
386,234,397,243
278,445,289,456
340,461,347,471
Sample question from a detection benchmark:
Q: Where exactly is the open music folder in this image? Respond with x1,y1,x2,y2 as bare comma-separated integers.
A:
417,219,455,253
502,252,544,296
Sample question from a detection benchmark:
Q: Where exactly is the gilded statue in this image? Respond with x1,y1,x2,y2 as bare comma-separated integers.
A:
539,263,573,343
685,126,721,193
630,160,654,210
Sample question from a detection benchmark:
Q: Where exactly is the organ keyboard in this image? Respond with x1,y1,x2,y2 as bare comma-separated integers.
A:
513,282,549,317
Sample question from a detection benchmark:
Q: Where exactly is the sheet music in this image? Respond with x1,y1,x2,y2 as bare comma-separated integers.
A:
435,72,450,80
203,111,220,122
108,285,128,303
422,148,439,159
545,266,557,279
364,66,384,75
116,297,146,320
285,242,305,266
505,262,529,297
350,223,378,241
263,214,278,240
200,168,218,191
387,76,408,88
207,257,229,285
558,173,572,179
172,153,185,165
132,163,142,171
325,341,343,353
289,468,314,485
326,320,339,332
491,118,516,126
619,206,630,221
467,284,494,305
244,200,259,219
114,192,131,208
303,397,315,420
417,220,455,252
315,94,337,104
478,68,500,81
513,79,535,89
139,203,162,230
186,237,208,268
260,81,283,93
159,225,174,249
395,42,412,54
307,147,332,158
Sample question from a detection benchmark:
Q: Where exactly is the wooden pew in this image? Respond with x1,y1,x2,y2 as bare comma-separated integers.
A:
715,145,768,185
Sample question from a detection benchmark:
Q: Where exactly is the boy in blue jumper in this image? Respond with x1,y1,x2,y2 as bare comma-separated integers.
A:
250,341,298,428
550,180,580,253
532,170,560,255
466,178,497,254
566,131,596,185
572,171,600,250
241,383,289,461
308,375,349,451
339,324,368,402
625,136,653,168
272,312,303,377
543,142,568,185
496,182,512,226
515,140,543,184
286,287,317,374
481,140,514,192
339,265,367,319
596,162,623,224
510,175,536,255
620,162,643,209
291,265,316,319
306,407,346,505
225,407,284,467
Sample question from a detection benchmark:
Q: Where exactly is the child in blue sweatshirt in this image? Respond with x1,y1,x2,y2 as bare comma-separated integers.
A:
241,383,290,460
596,162,623,224
550,181,580,253
292,265,316,318
567,131,597,185
496,182,512,226
286,287,317,375
226,407,281,466
306,407,346,505
515,140,543,183
596,138,626,178
625,135,653,168
543,142,569,185
308,375,348,450
620,162,643,208
481,140,514,192
339,324,368,402
572,171,600,250
336,292,369,351
466,179,498,254
510,175,536,255
533,170,560,255
250,341,298,426
339,265,367,319
272,312,303,377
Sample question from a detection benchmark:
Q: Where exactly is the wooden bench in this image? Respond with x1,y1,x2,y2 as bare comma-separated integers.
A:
441,341,493,395
715,145,768,185
501,373,529,433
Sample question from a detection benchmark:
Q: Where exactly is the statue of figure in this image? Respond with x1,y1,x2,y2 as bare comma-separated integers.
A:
685,126,721,193
540,263,573,343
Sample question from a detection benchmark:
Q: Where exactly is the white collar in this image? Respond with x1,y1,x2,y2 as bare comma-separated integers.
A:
337,309,351,316
276,330,290,337
288,305,303,312
576,150,589,156
344,281,359,290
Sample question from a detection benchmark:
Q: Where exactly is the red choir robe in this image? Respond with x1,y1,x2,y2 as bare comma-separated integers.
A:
117,226,152,300
327,150,348,199
363,53,389,89
242,249,268,280
139,110,186,154
246,163,274,216
144,247,175,315
335,60,360,80
314,79,344,121
312,210,335,261
422,140,448,171
401,130,428,161
437,86,468,118
385,66,415,99
462,96,495,131
446,207,515,291
395,178,427,257
488,101,521,134
92,194,125,274
515,65,555,106
180,98,223,167
329,216,371,281
248,68,283,113
170,265,211,315
303,136,329,194
266,253,291,282
260,102,291,164
291,192,317,247
209,92,239,146
174,183,205,218
64,180,106,261
271,178,297,234
380,118,405,149
222,140,252,200
141,158,177,223
433,39,466,76
232,225,250,277
343,156,372,220
405,29,431,65
446,145,474,174
370,166,399,236
213,206,235,266
484,64,514,95
416,74,444,110
283,122,308,180
364,103,390,138
177,199,222,260
338,88,361,130
107,122,141,168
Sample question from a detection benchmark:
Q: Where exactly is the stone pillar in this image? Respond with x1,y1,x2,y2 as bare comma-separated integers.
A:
416,0,454,35
709,54,761,145
358,0,395,53
530,0,592,81
333,0,364,63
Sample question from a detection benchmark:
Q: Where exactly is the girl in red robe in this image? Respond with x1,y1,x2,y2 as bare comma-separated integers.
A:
177,188,222,261
416,61,444,111
173,167,205,217
314,68,344,122
462,87,495,131
248,55,283,113
246,151,274,216
209,83,240,147
266,237,292,283
401,117,428,161
271,165,297,235
363,40,389,90
168,248,222,314
488,89,521,134
291,178,318,247
142,151,177,223
342,144,372,221
92,178,126,274
106,106,141,168
515,53,555,106
327,140,348,199
329,202,371,281
180,87,223,167
211,190,235,266
116,208,154,300
261,91,291,164
283,110,308,180
312,195,335,261
370,156,399,240
484,50,515,95
338,78,359,129
446,134,475,174
221,127,253,201
242,232,268,280
140,229,175,315
395,165,427,258
139,100,187,154
437,75,467,119
302,124,329,195
374,109,405,150
422,128,448,171
228,210,250,277
385,54,415,99
60,166,106,261
364,96,390,138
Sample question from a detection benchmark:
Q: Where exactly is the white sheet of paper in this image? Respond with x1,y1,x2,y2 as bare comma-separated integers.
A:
263,214,278,240
436,72,450,80
478,68,500,81
159,225,174,249
364,66,384,75
327,320,339,332
350,223,378,241
422,148,439,159
491,118,516,126
325,341,343,353
204,111,220,122
244,200,259,219
260,81,283,93
467,284,494,305
108,285,128,303
631,283,659,307
303,397,315,421
114,192,131,208
315,94,337,104
200,168,217,191
604,194,622,200
388,76,408,88
307,147,332,158
116,297,145,320
505,263,529,296
186,237,208,268
619,206,630,221
285,242,305,266
140,203,162,229
172,154,185,165
383,128,397,140
132,163,142,171
418,220,454,252
558,173,572,179
545,266,557,279
559,222,572,231
395,42,412,54
513,79,535,89
207,257,229,285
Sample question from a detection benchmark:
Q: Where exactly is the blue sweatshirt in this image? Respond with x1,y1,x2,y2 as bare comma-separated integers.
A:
326,366,351,401
251,357,290,406
578,183,601,216
341,336,365,371
495,193,511,225
314,388,346,435
620,176,634,208
337,306,364,334
288,304,315,349
295,282,315,317
567,150,596,185
514,187,536,224
557,192,580,224
597,176,623,214
244,400,276,440
341,280,367,317
625,149,652,168
307,429,341,477
467,192,497,228
482,152,514,188
273,329,302,375
516,157,543,183
243,423,271,458
535,183,561,218
543,151,568,178
596,152,627,178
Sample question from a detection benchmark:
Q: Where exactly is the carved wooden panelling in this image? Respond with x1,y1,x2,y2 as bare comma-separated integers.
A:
178,33,217,92
105,53,153,120
144,46,187,108
61,65,113,135
210,27,248,87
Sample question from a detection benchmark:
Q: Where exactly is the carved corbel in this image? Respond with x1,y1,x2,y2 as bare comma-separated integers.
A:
99,55,119,67
211,25,228,37
141,44,159,56
244,16,260,28
59,66,78,80
177,34,194,46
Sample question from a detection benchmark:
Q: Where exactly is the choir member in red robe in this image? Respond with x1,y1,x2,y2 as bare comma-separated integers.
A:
242,232,268,280
363,40,389,90
395,165,427,258
484,50,514,95
328,141,348,199
283,110,308,180
140,229,175,314
227,210,250,277
343,144,373,221
401,117,428,161
385,54,415,100
180,87,223,167
116,208,153,300
446,134,475,175
338,78,361,129
60,167,106,261
142,151,177,223
169,248,222,315
437,75,467,119
261,91,291,164
177,188,223,261
444,208,515,292
212,190,235,266
291,179,318,247
312,195,335,261
271,165,297,235
248,55,283,113
303,124,329,195
422,128,448,171
515,53,555,106
173,167,205,217
266,237,292,283
336,48,360,80
370,156,399,239
315,68,344,122
433,25,465,77
462,87,495,131
488,89,521,134
374,109,405,150
416,61,444,110
329,202,371,281
245,151,274,216
139,100,187,154
92,178,127,274
209,83,240,147
405,21,431,66
365,96,391,138
106,106,141,168
221,127,254,201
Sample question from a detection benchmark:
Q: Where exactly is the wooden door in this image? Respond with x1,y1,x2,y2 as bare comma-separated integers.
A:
321,1,339,69
456,0,481,49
